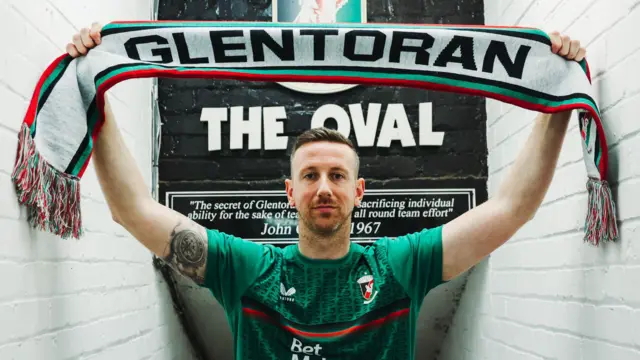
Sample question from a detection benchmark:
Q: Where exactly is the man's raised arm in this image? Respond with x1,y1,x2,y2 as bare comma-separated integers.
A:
440,31,586,281
68,23,209,285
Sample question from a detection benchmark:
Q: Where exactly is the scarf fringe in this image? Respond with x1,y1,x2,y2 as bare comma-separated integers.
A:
584,178,618,246
11,123,83,239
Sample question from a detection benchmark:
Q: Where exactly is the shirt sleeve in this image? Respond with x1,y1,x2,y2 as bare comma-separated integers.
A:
385,225,445,300
201,228,275,311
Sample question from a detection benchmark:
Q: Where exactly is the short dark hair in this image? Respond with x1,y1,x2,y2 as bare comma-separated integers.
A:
290,127,360,176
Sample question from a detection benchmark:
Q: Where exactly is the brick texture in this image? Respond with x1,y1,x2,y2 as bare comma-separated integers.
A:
438,1,640,359
0,0,196,359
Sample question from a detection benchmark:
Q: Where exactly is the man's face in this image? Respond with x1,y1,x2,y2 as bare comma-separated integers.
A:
285,141,365,236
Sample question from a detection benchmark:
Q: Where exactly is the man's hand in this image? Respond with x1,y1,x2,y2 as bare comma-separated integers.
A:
440,32,584,281
549,31,586,61
66,22,102,57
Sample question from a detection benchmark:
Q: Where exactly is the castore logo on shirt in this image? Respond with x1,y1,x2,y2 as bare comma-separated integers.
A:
280,283,296,302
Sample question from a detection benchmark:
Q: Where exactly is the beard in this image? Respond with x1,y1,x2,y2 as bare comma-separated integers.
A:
298,205,353,237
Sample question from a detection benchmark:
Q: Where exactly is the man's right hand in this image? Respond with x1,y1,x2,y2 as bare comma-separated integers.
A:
66,22,102,58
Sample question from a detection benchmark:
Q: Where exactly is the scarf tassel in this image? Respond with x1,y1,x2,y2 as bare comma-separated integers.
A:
11,123,83,239
584,178,618,246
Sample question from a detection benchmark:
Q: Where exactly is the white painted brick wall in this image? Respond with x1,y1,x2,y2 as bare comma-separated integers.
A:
0,0,197,359
438,1,640,359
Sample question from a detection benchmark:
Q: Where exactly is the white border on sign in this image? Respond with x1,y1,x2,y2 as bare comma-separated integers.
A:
165,188,477,244
271,0,367,94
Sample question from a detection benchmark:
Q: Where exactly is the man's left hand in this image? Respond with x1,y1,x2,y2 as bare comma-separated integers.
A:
549,31,586,61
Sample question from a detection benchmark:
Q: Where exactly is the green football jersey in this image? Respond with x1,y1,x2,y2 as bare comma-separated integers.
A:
202,225,445,360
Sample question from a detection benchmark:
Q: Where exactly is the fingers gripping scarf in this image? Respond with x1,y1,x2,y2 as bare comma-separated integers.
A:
12,21,618,245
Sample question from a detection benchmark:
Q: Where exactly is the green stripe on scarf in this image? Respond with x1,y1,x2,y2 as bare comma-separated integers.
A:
103,21,548,35
95,64,599,111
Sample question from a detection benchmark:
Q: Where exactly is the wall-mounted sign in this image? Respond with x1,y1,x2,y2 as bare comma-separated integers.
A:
200,102,445,151
165,185,476,245
272,0,367,94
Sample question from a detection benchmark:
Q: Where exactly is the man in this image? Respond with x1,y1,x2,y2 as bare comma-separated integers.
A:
67,23,585,359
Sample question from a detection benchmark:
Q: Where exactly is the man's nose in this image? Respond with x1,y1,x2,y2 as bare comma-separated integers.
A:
317,175,333,197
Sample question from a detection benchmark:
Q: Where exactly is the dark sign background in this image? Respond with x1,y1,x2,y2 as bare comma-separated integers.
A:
157,0,488,244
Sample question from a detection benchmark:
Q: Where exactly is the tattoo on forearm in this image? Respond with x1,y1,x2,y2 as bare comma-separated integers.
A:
164,221,207,284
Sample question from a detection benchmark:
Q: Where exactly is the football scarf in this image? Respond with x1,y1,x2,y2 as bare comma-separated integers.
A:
11,21,618,245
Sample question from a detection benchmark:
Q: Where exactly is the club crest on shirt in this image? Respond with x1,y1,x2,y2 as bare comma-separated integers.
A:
357,274,378,304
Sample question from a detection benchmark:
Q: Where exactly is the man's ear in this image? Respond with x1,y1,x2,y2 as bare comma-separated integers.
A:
354,178,365,207
284,178,295,207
